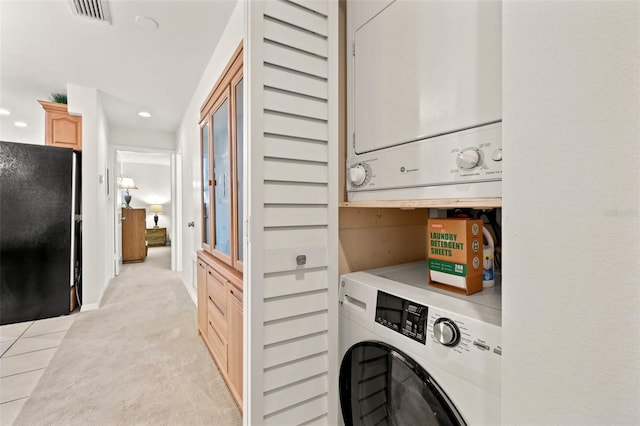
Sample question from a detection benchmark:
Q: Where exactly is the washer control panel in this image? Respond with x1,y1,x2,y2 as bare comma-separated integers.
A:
375,291,428,344
426,307,502,395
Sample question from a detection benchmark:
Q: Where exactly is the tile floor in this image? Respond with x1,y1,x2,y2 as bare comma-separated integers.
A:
0,314,76,425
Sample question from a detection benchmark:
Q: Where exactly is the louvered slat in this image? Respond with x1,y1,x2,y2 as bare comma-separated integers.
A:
288,0,329,17
264,0,328,37
264,353,328,392
264,182,328,204
264,88,328,121
264,111,328,141
265,65,328,100
263,331,328,368
264,395,328,426
264,205,328,228
264,42,328,79
264,158,328,183
264,227,327,250
264,374,328,415
264,135,328,162
264,311,329,344
264,18,328,58
264,291,328,322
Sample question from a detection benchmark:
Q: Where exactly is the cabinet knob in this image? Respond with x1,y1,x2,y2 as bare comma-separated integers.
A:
296,255,307,266
187,222,195,228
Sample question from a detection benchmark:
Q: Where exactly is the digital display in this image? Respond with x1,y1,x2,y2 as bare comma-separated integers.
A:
375,291,428,344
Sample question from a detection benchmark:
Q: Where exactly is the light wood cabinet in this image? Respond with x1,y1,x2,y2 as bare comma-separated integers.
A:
122,208,146,263
145,227,166,246
38,100,82,151
197,251,242,409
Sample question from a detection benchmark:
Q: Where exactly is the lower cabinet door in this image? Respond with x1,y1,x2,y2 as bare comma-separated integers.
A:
197,258,207,334
227,285,243,398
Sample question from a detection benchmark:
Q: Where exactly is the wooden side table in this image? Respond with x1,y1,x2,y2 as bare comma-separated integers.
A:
146,227,167,247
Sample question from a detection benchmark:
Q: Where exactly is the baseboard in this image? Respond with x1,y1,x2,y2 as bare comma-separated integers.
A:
182,277,197,306
80,277,110,312
81,303,99,312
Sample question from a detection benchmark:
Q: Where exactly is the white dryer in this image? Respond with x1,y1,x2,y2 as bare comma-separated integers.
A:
339,261,502,426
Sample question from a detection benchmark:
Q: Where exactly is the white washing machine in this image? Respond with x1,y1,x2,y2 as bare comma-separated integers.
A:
339,261,502,426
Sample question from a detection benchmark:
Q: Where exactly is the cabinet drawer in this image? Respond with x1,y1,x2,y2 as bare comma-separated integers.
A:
206,267,227,302
207,319,227,369
207,277,227,317
228,283,243,308
207,296,227,338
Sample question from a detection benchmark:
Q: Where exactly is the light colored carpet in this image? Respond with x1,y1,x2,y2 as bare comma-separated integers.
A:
14,247,242,425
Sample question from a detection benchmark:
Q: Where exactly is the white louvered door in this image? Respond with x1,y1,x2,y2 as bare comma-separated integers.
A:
245,0,339,425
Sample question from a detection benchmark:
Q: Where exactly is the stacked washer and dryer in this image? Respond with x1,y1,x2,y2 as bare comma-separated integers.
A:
341,0,504,423
338,261,502,425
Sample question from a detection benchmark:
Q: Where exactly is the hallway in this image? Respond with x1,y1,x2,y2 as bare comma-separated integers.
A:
10,247,241,425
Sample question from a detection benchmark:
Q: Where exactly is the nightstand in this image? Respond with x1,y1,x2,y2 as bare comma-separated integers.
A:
146,227,167,247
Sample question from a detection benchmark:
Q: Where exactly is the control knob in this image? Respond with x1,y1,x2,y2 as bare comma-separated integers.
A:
456,148,481,170
433,318,460,347
349,164,368,187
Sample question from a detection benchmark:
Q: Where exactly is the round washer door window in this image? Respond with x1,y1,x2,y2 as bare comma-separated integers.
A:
339,341,465,426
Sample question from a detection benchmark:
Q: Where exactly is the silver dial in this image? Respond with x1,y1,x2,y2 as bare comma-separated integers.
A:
456,148,481,170
433,318,460,347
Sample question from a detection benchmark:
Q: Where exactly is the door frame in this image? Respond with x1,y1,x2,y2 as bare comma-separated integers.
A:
110,145,178,274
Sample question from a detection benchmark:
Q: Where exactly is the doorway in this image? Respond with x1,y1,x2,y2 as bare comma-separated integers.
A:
114,149,176,274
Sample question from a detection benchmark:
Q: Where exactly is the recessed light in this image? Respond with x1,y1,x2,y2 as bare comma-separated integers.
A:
0,108,10,115
138,111,151,118
135,16,159,30
14,121,27,127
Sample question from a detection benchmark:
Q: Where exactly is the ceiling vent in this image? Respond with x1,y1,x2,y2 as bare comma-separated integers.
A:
68,0,112,24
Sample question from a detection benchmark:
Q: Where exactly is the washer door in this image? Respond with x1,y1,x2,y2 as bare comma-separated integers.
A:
339,341,465,426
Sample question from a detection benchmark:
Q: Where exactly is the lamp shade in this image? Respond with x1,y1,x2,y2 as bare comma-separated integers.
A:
149,204,163,214
119,177,138,190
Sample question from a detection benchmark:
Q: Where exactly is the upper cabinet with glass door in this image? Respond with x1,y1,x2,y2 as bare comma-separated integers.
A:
200,43,244,274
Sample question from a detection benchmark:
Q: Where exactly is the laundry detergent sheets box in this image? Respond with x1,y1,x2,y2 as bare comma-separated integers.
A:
428,218,483,295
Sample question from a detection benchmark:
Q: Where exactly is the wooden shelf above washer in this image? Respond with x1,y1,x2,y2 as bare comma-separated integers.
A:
339,198,502,209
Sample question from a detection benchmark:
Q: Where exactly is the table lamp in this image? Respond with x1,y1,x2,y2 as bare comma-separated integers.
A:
150,204,163,228
119,178,138,208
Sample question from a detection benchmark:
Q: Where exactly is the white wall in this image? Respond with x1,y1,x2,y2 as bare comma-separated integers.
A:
176,0,243,294
68,84,112,309
502,2,639,424
110,126,176,151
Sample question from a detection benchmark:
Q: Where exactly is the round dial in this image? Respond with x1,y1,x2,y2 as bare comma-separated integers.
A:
349,164,368,187
433,318,460,347
456,148,481,170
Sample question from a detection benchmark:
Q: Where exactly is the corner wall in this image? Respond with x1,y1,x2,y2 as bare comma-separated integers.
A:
502,2,639,424
68,85,112,309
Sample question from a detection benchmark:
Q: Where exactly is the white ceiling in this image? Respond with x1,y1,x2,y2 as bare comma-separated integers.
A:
0,0,237,144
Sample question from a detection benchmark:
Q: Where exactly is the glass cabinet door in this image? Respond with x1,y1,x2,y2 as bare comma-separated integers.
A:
212,95,231,259
235,78,244,266
201,122,211,249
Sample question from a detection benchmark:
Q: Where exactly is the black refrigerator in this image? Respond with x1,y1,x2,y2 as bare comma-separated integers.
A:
0,141,82,325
